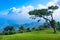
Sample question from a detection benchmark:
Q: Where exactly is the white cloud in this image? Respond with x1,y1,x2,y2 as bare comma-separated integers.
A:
47,2,56,6
1,0,59,15
20,5,34,14
0,0,60,25
37,4,47,9
53,7,60,21
1,5,35,24
47,0,60,21
9,5,34,15
52,0,59,3
37,0,59,9
10,7,17,12
47,0,59,6
9,7,21,14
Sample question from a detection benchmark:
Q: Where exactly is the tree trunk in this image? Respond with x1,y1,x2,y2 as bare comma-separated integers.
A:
50,14,57,33
42,16,57,33
51,14,53,20
53,27,56,33
50,20,57,33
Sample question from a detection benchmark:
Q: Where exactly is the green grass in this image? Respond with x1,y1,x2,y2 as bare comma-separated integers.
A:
0,29,60,40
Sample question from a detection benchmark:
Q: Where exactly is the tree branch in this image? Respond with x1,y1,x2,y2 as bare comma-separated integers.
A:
42,16,50,22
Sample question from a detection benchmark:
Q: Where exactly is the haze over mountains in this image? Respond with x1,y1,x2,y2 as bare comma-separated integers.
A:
0,0,60,32
0,8,45,32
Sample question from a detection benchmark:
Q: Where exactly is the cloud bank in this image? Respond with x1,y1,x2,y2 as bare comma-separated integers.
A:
0,0,60,25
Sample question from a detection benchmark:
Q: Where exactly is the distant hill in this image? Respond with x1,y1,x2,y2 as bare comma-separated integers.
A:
0,8,45,32
0,21,44,32
22,22,43,28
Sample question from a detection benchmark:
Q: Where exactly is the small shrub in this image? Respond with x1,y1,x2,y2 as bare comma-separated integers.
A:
32,27,36,31
18,26,25,33
3,26,15,35
26,28,32,32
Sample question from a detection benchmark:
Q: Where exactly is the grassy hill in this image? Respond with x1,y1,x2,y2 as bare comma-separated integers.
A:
0,29,60,40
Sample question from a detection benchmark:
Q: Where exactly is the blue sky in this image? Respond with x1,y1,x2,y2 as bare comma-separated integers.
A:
0,0,60,26
0,0,60,31
0,0,29,11
0,0,51,11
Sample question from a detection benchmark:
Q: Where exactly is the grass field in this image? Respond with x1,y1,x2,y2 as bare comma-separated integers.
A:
0,29,60,40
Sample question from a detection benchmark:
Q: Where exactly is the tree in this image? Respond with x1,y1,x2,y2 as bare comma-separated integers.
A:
32,27,36,30
28,5,58,33
19,26,25,33
3,26,15,35
48,6,58,33
26,28,31,32
57,22,60,31
57,22,60,27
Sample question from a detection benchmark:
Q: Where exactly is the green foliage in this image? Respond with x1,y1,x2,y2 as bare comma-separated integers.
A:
29,10,39,15
18,26,25,33
3,26,15,35
32,27,36,30
57,22,60,31
29,6,58,17
38,9,50,16
50,20,57,33
4,26,14,31
29,9,51,16
48,6,58,10
38,26,44,30
50,20,57,28
26,28,31,32
0,33,3,35
57,22,60,27
29,5,59,33
38,23,50,30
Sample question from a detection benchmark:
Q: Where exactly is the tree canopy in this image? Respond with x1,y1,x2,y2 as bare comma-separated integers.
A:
28,5,59,33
